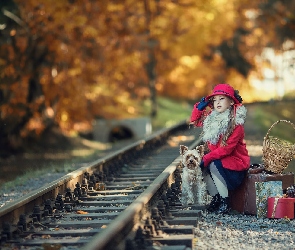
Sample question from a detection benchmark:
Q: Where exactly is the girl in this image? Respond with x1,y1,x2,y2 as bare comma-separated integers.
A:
190,83,250,214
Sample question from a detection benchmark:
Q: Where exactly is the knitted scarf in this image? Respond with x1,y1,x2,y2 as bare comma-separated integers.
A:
201,105,247,145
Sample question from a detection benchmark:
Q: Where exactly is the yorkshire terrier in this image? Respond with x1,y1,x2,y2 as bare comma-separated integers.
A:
179,145,207,207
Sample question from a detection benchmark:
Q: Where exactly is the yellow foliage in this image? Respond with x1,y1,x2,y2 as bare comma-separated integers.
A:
61,112,68,122
1,0,273,143
68,68,82,77
179,55,201,69
83,26,98,38
74,15,88,26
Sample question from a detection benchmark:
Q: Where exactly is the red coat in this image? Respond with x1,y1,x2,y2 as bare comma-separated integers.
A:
190,103,250,171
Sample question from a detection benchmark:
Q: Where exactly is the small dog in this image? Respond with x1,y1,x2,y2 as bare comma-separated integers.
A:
179,145,207,207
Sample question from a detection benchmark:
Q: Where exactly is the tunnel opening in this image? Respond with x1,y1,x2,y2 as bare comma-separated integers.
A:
108,126,134,142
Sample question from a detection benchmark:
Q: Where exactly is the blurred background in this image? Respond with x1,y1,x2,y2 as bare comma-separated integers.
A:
0,0,295,158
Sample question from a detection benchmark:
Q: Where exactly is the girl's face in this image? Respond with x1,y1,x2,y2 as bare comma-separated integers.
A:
212,95,234,113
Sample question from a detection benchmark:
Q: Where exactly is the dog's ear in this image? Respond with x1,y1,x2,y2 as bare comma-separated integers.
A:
196,145,205,157
180,145,188,155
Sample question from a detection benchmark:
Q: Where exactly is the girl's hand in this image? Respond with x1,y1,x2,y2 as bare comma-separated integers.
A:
197,97,210,111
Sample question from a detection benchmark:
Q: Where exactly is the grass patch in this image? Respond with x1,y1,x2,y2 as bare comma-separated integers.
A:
142,97,192,130
252,102,295,142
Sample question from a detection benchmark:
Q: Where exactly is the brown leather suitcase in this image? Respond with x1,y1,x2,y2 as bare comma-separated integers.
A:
229,171,294,215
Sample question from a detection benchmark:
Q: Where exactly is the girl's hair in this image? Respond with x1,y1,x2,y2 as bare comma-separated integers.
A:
220,105,235,146
234,90,243,103
223,88,243,145
221,90,242,145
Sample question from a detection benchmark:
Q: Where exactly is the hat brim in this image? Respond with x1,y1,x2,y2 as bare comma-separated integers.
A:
205,93,240,104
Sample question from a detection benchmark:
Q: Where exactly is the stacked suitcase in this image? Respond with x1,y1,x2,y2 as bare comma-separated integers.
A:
229,168,294,215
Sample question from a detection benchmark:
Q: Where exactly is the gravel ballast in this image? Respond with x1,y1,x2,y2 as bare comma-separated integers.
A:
194,212,295,249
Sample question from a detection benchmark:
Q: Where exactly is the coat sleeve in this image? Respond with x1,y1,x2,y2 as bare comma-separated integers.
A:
202,125,244,167
190,103,207,127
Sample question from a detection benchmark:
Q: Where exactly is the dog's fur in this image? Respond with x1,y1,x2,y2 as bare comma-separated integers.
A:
179,145,207,207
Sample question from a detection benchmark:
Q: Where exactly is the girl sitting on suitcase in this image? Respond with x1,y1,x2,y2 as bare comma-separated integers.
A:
190,83,250,214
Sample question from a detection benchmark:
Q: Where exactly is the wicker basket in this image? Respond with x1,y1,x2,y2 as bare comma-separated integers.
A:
262,120,295,174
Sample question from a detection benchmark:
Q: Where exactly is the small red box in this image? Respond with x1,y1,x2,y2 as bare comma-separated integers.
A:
267,197,295,219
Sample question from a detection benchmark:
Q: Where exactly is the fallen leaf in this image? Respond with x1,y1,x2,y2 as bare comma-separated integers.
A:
77,210,88,214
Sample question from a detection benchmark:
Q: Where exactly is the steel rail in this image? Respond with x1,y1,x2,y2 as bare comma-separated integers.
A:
83,128,202,250
0,120,189,232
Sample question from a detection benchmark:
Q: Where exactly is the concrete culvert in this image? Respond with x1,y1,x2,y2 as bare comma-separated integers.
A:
93,117,152,143
108,126,133,142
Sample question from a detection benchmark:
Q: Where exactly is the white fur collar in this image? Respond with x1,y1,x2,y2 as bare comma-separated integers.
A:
201,105,247,145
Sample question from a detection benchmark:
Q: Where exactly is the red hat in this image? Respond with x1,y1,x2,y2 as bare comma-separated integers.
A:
205,83,240,104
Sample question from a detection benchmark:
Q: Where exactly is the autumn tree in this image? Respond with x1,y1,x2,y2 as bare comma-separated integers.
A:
3,0,291,154
0,0,148,152
153,0,255,100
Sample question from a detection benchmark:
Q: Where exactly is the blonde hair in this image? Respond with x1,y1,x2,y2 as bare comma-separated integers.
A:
220,105,235,146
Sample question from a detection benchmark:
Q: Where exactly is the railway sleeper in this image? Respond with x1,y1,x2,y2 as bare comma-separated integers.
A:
1,173,202,250
0,125,201,249
124,196,203,250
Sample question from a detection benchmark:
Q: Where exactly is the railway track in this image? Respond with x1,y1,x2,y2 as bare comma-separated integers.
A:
0,121,203,250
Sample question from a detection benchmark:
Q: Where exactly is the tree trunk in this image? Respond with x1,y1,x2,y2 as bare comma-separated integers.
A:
144,0,158,118
145,41,157,117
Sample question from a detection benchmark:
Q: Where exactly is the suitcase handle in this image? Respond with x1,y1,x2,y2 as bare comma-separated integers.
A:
248,163,265,174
